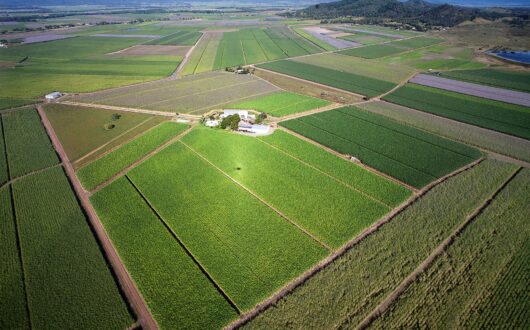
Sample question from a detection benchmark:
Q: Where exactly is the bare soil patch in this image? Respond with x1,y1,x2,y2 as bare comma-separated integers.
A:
110,45,191,56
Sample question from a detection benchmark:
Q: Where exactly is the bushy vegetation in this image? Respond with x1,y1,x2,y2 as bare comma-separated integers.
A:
145,30,202,46
226,91,330,117
244,160,516,329
182,127,391,248
339,36,443,59
439,68,530,93
371,168,529,329
258,60,396,97
12,167,132,329
2,108,59,178
91,177,238,329
77,122,187,191
0,186,29,329
281,106,482,188
384,83,530,140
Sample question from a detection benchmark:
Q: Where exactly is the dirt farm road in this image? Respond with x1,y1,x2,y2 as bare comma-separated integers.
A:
36,105,158,330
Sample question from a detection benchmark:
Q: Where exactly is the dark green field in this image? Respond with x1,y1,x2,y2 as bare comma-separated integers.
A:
438,68,530,92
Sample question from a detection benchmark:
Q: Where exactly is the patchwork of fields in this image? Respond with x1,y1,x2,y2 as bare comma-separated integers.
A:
384,83,530,140
69,71,280,114
280,106,482,188
0,108,133,329
340,36,444,59
437,68,530,92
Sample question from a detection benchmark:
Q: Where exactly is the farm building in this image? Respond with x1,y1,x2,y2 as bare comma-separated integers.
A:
45,92,63,101
220,110,256,121
238,123,270,135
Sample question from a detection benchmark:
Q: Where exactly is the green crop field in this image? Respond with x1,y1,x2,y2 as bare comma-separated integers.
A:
145,30,202,46
258,60,396,97
91,177,238,329
127,139,328,309
280,106,482,188
44,103,163,165
243,160,517,329
11,167,133,329
293,26,336,51
70,71,280,114
225,91,331,117
2,108,59,178
383,83,530,140
77,122,187,191
293,53,415,83
181,32,223,75
182,127,395,248
371,168,529,329
339,32,393,45
438,68,530,92
0,117,7,185
339,36,444,59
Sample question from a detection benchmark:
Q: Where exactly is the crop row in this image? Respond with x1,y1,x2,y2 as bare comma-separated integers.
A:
91,176,238,329
281,107,481,188
438,68,530,93
258,60,396,97
258,130,411,207
10,167,132,329
126,139,328,310
145,30,202,46
77,122,188,191
371,168,529,329
339,36,443,59
226,91,331,117
243,159,517,329
383,83,530,140
182,127,391,248
2,109,59,179
0,117,7,185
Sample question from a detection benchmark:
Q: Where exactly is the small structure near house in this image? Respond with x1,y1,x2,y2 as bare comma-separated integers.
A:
45,92,62,101
205,119,219,127
238,123,271,135
220,110,256,121
0,43,7,48
350,156,361,163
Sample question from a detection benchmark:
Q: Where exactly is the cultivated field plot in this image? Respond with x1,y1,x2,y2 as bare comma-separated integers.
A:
214,27,322,69
145,30,202,46
258,60,397,98
372,168,529,329
339,32,394,45
293,52,415,83
70,71,280,114
182,128,409,248
243,160,517,329
339,36,444,59
225,91,331,117
384,83,530,140
1,108,59,178
301,27,360,49
410,74,530,107
181,31,223,75
292,26,336,51
44,103,165,166
337,24,420,38
438,68,530,93
281,106,482,188
77,122,187,191
112,45,190,56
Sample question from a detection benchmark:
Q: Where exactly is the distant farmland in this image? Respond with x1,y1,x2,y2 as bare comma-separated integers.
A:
69,71,279,114
280,106,482,188
339,36,444,59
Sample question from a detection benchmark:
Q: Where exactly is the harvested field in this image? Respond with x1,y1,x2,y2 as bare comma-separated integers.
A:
258,60,396,97
438,68,530,93
111,45,191,56
22,34,74,44
339,33,393,45
243,160,516,330
293,27,336,51
336,27,404,39
410,73,530,107
359,101,530,163
70,71,280,114
281,106,482,188
384,83,530,140
302,27,360,49
340,36,444,59
253,67,362,104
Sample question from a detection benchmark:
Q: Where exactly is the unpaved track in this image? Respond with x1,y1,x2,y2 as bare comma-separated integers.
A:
59,101,176,117
36,105,158,330
410,73,530,107
227,158,484,330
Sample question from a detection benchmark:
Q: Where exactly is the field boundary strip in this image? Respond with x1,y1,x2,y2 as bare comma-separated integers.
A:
0,163,62,191
278,126,418,192
88,125,194,196
35,105,158,330
124,175,242,315
276,103,349,121
255,138,393,209
73,117,155,166
173,32,206,78
226,157,485,330
188,89,279,115
1,115,10,181
59,101,176,117
354,165,522,330
179,140,332,251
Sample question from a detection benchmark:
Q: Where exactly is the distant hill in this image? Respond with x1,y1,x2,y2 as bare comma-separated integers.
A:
290,0,529,28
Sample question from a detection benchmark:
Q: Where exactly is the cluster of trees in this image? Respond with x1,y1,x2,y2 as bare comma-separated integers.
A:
220,114,241,130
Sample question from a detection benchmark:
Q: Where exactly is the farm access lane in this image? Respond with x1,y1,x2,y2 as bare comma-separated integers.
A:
36,105,159,330
227,157,485,330
58,101,179,117
410,73,530,107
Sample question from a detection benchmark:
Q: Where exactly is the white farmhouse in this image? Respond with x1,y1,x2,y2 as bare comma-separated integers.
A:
220,110,256,121
45,92,62,101
205,119,219,127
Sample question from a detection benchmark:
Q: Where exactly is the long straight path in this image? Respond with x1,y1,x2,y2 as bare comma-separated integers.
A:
36,105,158,330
